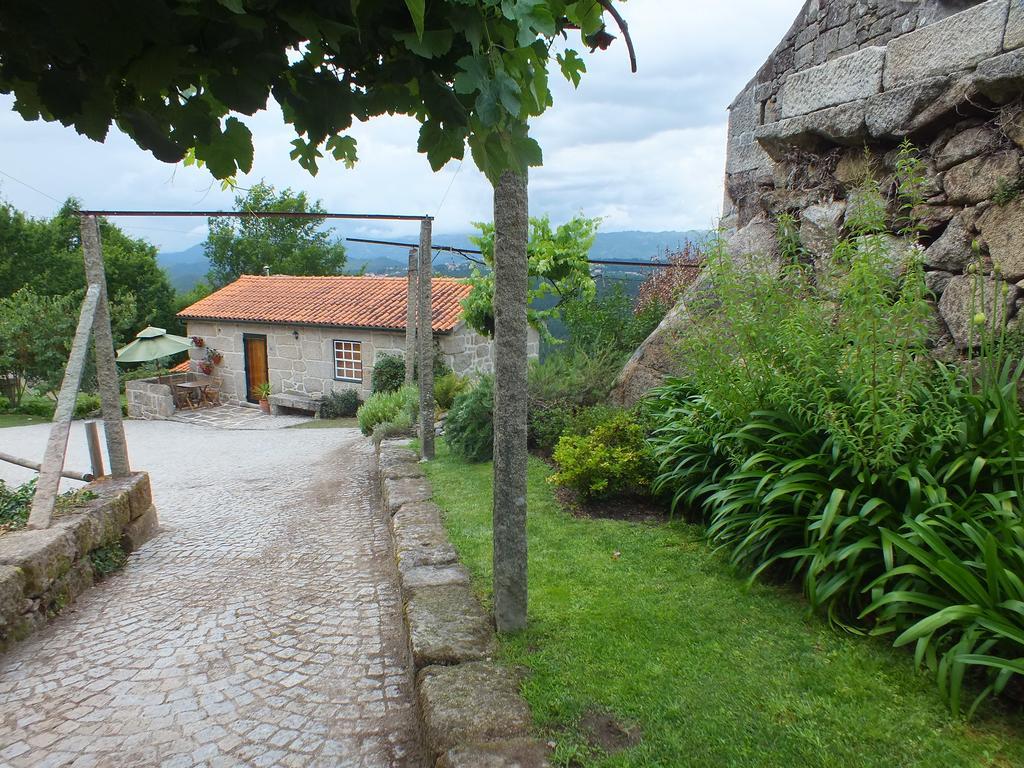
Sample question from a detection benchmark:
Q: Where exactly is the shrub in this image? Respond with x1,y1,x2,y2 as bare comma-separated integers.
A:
551,408,656,501
357,385,417,436
434,373,469,411
0,395,9,411
529,402,621,456
74,392,101,419
0,477,35,531
320,389,361,419
445,377,494,462
373,352,453,394
89,542,127,578
647,152,1024,714
371,353,406,393
17,394,55,418
371,409,415,444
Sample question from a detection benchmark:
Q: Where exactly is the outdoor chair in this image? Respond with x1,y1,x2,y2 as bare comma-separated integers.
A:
201,385,220,409
172,386,194,411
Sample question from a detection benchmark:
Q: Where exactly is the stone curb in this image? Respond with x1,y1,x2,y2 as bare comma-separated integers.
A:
374,439,549,768
0,472,159,653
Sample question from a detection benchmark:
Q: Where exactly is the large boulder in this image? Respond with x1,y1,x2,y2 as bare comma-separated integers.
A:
934,126,999,171
937,274,1020,348
923,212,976,272
865,76,949,140
800,201,846,259
943,151,1022,205
978,198,1024,280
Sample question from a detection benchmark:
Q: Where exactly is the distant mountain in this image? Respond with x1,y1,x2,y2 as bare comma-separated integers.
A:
157,244,208,292
158,229,708,293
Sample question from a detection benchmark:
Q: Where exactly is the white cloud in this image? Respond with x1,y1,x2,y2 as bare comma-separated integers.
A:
0,0,801,251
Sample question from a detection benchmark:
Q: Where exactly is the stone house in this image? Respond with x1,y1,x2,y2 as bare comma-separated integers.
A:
614,0,1024,403
177,274,534,405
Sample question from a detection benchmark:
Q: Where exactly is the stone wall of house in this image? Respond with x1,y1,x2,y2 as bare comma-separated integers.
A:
0,473,159,653
614,0,1024,403
184,320,529,404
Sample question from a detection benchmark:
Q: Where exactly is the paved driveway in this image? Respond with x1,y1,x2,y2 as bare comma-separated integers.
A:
0,421,420,767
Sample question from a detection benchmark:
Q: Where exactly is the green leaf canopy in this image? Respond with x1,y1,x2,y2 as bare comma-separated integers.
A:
0,0,619,183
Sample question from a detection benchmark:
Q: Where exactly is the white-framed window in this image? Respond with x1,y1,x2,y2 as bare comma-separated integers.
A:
333,340,363,382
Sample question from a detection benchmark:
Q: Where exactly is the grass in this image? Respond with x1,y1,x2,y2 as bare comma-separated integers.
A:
422,440,1024,768
0,413,49,428
287,417,359,429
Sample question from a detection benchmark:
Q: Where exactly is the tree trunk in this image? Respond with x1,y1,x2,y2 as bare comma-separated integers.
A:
491,169,529,633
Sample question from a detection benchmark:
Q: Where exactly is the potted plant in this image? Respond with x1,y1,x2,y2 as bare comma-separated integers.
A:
191,335,205,348
210,350,223,366
255,381,272,414
198,361,214,376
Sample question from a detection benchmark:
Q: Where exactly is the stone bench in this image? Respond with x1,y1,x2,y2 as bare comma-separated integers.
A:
268,391,320,416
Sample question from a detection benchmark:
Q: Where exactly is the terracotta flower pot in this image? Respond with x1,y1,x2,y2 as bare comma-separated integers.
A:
259,398,271,415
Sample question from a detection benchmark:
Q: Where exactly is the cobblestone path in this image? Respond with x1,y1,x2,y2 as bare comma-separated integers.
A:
0,422,420,767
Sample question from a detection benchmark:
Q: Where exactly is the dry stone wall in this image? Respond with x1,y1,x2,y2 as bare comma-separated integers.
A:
615,0,1024,403
0,473,158,653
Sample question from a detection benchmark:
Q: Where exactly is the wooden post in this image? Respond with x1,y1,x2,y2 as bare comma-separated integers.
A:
406,248,418,385
27,285,101,529
85,420,105,479
81,215,130,477
418,219,435,460
0,451,94,482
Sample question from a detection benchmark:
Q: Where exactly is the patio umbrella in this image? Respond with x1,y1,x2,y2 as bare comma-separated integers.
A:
116,326,193,363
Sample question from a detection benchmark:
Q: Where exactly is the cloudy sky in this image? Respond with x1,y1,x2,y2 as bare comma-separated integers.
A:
0,1,801,252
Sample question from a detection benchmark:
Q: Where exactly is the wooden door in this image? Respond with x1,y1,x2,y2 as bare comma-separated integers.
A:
243,334,269,403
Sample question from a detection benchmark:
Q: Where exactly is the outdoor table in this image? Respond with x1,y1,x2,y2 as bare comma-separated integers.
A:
175,381,209,409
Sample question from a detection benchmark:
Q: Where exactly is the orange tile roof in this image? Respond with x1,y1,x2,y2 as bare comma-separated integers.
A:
169,360,191,373
177,275,472,333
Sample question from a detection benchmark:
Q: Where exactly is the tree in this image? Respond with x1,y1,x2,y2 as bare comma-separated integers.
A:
0,197,178,332
205,182,347,286
0,0,634,632
0,287,136,405
460,213,597,339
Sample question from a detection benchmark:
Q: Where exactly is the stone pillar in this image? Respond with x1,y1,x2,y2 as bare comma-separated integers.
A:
406,248,417,385
418,219,435,459
81,215,131,476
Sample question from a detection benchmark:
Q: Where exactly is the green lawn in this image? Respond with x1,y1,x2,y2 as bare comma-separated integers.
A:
287,417,359,429
423,440,1024,768
0,413,49,428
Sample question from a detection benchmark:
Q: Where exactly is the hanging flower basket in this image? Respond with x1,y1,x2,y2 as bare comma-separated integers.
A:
199,361,214,375
191,336,205,348
209,350,223,365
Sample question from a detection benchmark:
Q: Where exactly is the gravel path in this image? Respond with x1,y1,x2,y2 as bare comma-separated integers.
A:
0,421,420,767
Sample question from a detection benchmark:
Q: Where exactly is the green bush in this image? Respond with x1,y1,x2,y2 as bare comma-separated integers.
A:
0,395,9,411
74,392,101,418
527,348,623,452
445,377,494,462
434,372,469,411
551,408,656,500
371,409,415,443
357,385,417,436
371,353,406,393
529,402,621,456
319,389,361,419
17,394,55,418
372,352,452,394
0,478,35,531
647,148,1024,715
